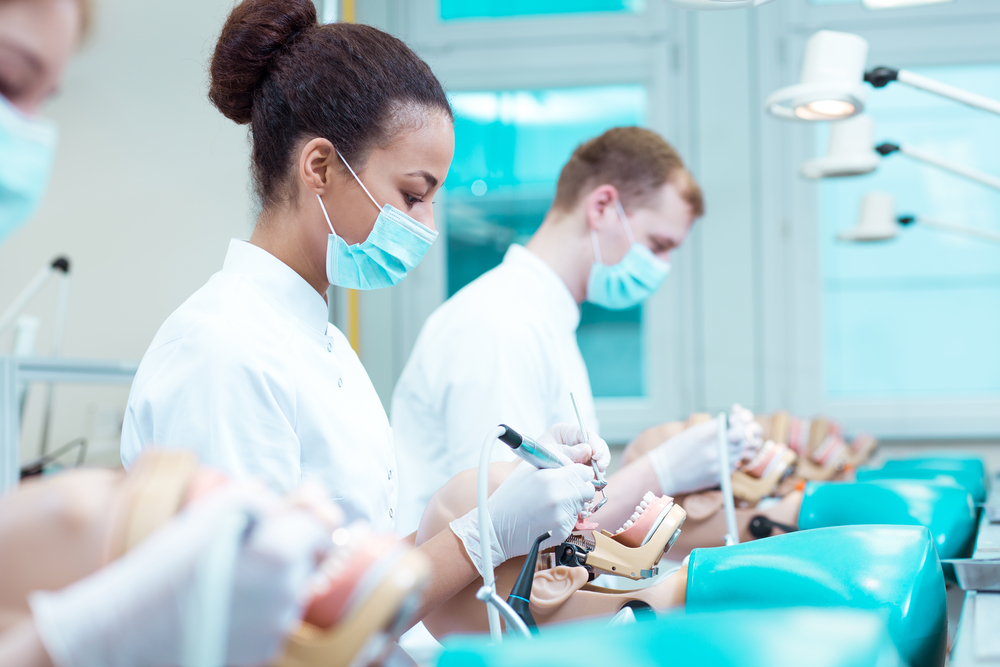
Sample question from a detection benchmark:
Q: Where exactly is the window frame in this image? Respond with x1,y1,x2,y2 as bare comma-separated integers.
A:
392,6,690,443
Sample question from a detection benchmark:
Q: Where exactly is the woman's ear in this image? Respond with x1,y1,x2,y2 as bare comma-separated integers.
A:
299,138,336,194
529,566,589,616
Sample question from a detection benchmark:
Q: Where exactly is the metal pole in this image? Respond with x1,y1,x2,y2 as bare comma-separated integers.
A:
717,412,740,545
39,268,71,455
0,358,20,494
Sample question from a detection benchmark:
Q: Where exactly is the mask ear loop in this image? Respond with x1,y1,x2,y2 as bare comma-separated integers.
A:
614,198,637,246
336,150,382,212
316,194,336,235
590,230,603,265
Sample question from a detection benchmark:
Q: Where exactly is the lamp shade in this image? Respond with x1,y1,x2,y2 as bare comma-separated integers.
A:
767,31,870,121
664,0,776,9
838,192,899,242
800,115,881,179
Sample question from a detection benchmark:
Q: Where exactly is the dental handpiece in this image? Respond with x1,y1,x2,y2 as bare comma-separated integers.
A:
497,425,568,470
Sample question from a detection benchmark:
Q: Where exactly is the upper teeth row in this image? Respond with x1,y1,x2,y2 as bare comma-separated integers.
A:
616,492,657,534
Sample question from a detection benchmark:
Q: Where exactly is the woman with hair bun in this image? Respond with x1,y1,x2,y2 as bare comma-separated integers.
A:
121,0,607,633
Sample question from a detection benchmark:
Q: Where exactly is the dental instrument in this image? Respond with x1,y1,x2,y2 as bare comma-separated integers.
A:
570,391,608,511
505,531,551,632
497,425,569,471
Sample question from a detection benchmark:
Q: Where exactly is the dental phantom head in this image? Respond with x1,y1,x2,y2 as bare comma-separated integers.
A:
0,449,429,667
416,463,690,638
556,492,686,581
731,440,798,506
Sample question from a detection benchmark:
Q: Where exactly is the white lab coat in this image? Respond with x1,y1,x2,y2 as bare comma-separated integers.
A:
391,244,598,535
121,240,397,532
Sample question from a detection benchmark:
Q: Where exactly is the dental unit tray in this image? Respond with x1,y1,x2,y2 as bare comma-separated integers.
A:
945,559,1000,592
554,496,687,581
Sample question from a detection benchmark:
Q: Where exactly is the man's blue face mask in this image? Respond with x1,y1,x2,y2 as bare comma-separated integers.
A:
0,94,58,245
316,151,438,290
586,199,670,310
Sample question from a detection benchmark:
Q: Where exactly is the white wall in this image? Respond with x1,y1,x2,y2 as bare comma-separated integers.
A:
0,0,253,466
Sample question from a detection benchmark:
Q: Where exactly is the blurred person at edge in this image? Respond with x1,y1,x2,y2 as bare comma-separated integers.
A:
0,4,339,667
0,0,87,243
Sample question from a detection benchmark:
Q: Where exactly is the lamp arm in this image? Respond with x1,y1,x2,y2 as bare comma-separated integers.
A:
0,266,54,338
917,217,1000,244
896,69,1000,117
895,145,1000,192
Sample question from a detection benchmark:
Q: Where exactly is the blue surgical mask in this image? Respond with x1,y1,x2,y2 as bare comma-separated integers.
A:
0,95,58,245
586,199,670,310
317,151,438,290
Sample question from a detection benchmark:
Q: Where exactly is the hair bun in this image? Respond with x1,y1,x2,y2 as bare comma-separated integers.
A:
209,0,317,124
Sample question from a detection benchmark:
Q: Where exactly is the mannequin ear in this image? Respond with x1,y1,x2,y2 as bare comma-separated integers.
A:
683,490,725,521
529,566,589,616
583,184,619,232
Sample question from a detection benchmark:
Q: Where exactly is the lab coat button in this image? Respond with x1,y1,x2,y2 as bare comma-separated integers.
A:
327,342,332,352
388,469,392,480
389,508,394,518
338,378,343,387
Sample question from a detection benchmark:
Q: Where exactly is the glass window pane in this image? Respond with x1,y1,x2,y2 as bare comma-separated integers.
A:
817,64,1000,399
440,0,644,21
446,85,647,397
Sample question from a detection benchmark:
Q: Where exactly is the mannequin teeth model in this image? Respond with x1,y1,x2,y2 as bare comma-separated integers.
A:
0,449,428,667
612,492,668,541
416,464,689,638
568,493,686,581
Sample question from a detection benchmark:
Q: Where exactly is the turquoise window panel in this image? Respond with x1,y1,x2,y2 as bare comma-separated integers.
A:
440,0,643,21
817,64,1000,398
446,85,647,397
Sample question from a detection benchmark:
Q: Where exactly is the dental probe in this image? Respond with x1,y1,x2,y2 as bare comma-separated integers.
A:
570,392,607,492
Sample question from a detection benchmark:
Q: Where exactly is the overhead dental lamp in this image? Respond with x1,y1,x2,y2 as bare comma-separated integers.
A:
662,0,775,9
767,30,1000,121
800,114,1000,192
838,192,1000,244
862,0,952,7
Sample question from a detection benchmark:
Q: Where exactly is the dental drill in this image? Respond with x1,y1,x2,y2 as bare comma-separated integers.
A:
477,422,605,643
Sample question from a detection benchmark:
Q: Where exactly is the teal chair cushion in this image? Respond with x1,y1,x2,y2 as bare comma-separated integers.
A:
686,525,947,667
437,608,904,667
799,480,977,559
860,455,987,503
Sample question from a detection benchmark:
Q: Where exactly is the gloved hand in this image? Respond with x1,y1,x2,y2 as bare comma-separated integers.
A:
537,423,612,474
29,481,336,667
450,462,596,575
647,404,763,496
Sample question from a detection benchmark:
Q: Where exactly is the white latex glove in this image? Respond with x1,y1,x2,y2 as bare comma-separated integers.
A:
537,423,611,474
450,462,596,575
29,482,335,667
647,404,763,496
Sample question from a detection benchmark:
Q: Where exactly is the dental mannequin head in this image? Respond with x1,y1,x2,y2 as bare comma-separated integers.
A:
208,0,454,296
526,127,704,305
0,452,209,630
415,462,688,638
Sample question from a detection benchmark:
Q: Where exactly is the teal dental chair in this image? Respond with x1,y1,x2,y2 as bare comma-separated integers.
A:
858,455,987,504
686,525,947,667
798,479,978,559
436,607,904,667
